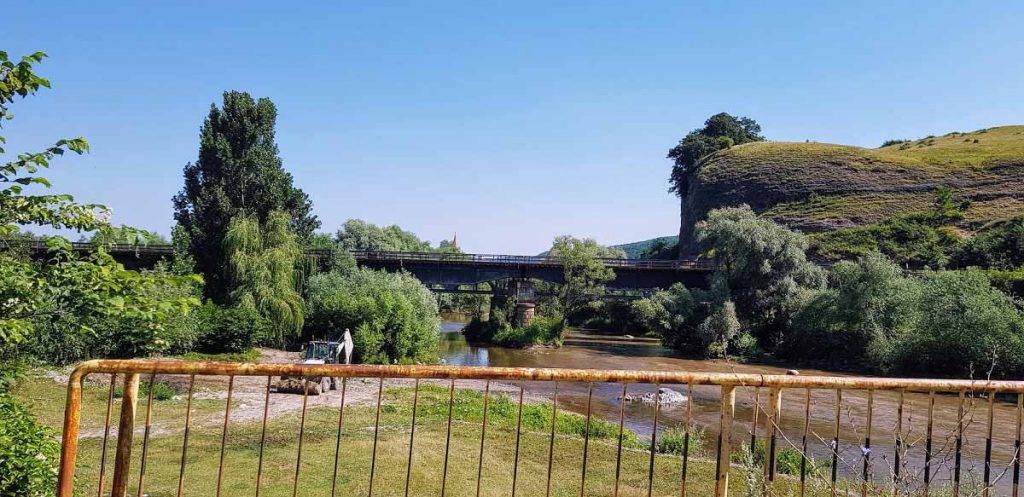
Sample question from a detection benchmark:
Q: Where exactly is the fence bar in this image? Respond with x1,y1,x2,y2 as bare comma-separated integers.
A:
215,376,234,497
832,389,842,497
54,360,1024,497
924,391,935,497
406,379,420,497
615,383,627,497
893,390,904,497
751,386,761,451
441,379,455,497
255,376,271,497
110,373,139,497
476,380,491,497
766,387,783,483
715,384,736,497
862,390,874,497
581,382,594,497
291,378,310,497
512,385,525,497
681,382,693,497
368,377,384,497
984,391,995,497
1016,393,1023,497
546,381,559,497
800,388,811,497
332,377,348,497
648,385,662,497
176,375,195,497
136,373,156,497
96,374,116,497
954,391,965,497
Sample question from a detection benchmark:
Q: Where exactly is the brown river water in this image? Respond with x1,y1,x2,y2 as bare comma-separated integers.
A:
439,321,1022,490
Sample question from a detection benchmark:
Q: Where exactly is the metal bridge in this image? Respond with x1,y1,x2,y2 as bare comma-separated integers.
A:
18,241,714,290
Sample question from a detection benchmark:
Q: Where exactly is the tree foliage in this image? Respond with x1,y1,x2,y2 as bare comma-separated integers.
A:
549,236,622,322
1,50,200,355
223,211,304,344
668,113,763,195
304,268,440,364
696,205,823,345
954,216,1024,270
334,218,434,252
787,252,921,368
173,91,319,301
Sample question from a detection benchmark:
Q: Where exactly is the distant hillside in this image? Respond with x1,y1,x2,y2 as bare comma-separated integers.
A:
677,125,1024,254
610,236,677,259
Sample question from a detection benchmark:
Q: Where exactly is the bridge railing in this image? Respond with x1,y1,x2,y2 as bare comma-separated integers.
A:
58,360,1024,497
350,250,714,270
10,239,713,270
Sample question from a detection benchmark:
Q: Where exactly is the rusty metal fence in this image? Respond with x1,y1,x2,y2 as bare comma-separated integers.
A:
58,360,1024,497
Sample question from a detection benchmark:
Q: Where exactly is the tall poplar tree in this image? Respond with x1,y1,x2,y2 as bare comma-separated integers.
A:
173,91,319,301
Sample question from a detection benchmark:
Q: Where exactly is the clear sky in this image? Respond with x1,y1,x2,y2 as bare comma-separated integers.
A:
5,1,1024,254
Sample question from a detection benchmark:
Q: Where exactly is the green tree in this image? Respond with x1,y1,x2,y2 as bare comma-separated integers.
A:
173,91,319,301
87,224,167,245
787,252,922,369
895,270,1024,378
696,205,824,346
1,51,200,354
668,113,763,195
334,218,433,252
1,50,200,497
223,211,304,344
549,236,623,322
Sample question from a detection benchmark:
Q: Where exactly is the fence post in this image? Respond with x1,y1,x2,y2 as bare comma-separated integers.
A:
716,384,736,497
110,373,140,497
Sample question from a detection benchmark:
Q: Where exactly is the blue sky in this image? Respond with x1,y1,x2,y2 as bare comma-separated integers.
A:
5,1,1023,254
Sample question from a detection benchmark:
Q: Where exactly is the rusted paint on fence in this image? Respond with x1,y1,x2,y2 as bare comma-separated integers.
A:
55,359,1024,497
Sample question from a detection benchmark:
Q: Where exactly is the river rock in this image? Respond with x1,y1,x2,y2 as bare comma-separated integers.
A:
621,387,687,406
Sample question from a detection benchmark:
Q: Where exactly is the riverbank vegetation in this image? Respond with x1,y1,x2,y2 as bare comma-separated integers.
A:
625,204,1024,379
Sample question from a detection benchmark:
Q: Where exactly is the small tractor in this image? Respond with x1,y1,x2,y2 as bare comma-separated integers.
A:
274,332,353,395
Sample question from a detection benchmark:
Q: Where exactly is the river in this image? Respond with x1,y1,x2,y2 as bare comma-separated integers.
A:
439,320,1020,489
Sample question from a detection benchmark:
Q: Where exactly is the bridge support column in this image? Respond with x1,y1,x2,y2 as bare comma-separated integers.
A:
515,302,536,327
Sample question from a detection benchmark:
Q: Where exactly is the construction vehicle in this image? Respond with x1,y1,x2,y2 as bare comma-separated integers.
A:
274,330,353,395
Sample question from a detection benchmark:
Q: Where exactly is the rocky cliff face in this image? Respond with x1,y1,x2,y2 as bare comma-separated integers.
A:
677,126,1024,256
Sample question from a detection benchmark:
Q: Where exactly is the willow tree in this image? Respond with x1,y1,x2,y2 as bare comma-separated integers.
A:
223,210,304,343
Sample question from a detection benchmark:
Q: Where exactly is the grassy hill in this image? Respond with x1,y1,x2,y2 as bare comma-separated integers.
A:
677,125,1024,253
610,236,677,259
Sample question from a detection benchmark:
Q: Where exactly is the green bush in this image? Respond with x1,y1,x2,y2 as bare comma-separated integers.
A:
786,252,922,370
657,425,706,456
734,440,828,476
195,303,271,353
24,263,202,364
115,379,177,401
954,216,1024,270
491,315,565,348
305,268,440,364
811,216,962,269
892,270,1024,378
0,393,59,497
789,253,1024,378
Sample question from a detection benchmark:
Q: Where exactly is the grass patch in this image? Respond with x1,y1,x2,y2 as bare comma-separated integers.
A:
114,379,177,401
